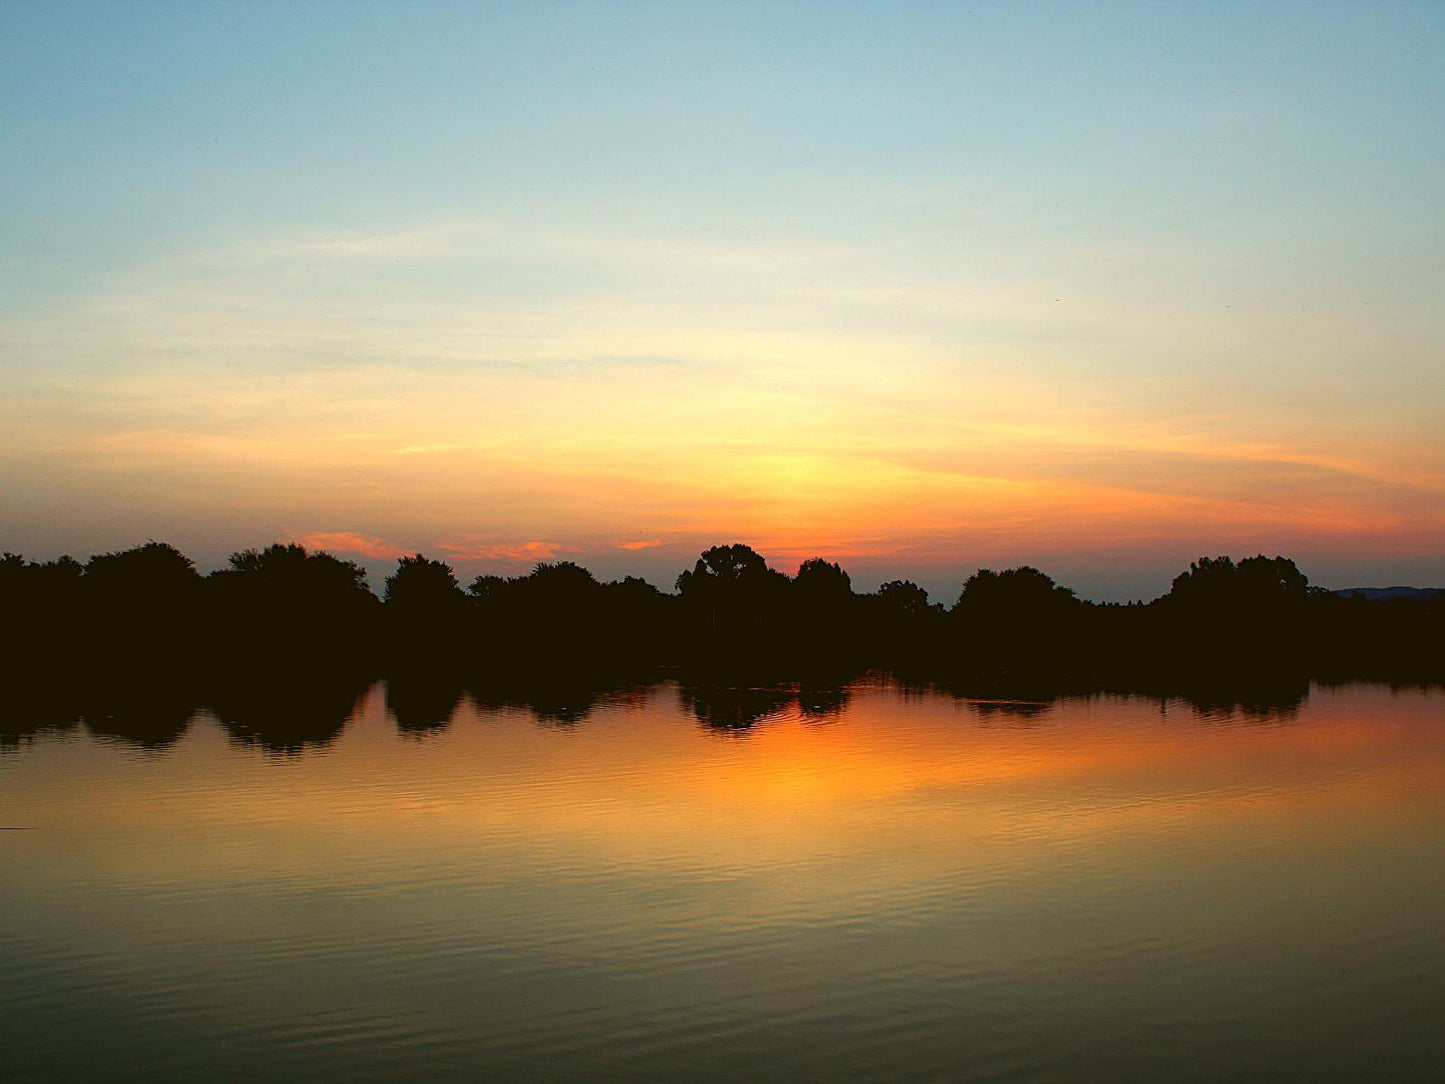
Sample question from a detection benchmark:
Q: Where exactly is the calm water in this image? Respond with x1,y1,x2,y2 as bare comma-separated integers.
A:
2,679,1443,1082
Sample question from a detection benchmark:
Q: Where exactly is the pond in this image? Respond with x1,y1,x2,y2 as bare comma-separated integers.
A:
3,679,1442,1081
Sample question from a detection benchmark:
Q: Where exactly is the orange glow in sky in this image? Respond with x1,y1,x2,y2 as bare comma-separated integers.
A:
2,5,1442,599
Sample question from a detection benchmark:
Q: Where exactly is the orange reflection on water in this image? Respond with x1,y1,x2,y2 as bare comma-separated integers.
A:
8,682,1442,905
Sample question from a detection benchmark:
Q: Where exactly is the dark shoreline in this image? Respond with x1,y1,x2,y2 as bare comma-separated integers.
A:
3,540,1441,753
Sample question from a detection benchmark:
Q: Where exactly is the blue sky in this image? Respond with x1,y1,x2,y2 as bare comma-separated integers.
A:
3,1,1442,600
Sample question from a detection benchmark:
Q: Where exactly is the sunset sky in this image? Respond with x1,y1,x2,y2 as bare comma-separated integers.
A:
3,1,1441,601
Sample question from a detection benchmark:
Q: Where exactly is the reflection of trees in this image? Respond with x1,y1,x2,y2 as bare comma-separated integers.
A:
467,678,616,728
797,683,851,722
385,673,464,736
9,673,202,752
1171,677,1309,721
461,678,847,731
527,690,600,727
83,694,196,750
211,672,371,756
967,698,1054,723
0,676,197,753
1,703,81,752
681,685,796,732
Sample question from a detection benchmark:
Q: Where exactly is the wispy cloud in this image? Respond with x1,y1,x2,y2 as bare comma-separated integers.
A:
391,442,472,456
284,530,406,561
616,538,663,551
435,538,564,565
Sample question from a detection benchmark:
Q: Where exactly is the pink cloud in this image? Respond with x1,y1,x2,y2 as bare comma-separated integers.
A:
284,529,406,561
616,538,663,551
435,538,564,564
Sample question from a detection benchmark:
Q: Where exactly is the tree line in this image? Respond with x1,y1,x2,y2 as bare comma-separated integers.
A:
2,540,1440,694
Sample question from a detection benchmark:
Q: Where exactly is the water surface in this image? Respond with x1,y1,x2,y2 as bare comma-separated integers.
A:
3,680,1442,1081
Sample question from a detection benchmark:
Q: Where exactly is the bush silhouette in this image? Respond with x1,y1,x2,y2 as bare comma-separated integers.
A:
676,544,791,657
0,539,1438,699
384,553,465,613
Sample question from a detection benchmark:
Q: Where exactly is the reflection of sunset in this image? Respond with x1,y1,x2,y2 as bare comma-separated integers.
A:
4,8,1443,1079
8,681,1445,1082
20,684,1444,893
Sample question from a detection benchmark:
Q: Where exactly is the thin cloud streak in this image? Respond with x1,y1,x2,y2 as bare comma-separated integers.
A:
436,538,565,565
283,531,407,562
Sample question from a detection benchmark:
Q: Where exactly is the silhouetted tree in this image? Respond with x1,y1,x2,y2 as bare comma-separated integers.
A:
855,578,948,675
788,557,857,665
503,560,606,657
209,543,378,667
468,573,509,603
680,543,772,586
599,575,676,664
523,560,602,606
877,579,931,614
1151,553,1315,678
949,566,1085,687
1163,554,1308,614
225,543,371,599
1235,555,1309,603
84,541,200,611
0,535,1439,703
81,541,205,664
793,557,851,601
675,544,791,659
384,554,465,613
955,566,1079,616
383,554,470,665
0,553,84,664
212,543,375,618
467,561,633,670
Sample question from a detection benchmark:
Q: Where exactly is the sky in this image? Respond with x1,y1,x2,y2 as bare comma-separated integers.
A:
2,0,1442,602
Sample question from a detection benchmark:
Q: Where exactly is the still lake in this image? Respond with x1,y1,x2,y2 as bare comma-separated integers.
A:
3,678,1443,1081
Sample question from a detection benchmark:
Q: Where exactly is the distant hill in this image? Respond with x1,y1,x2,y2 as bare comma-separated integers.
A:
1333,586,1445,602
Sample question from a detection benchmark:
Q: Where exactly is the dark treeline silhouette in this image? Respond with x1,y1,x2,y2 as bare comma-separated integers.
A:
1,541,1440,741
